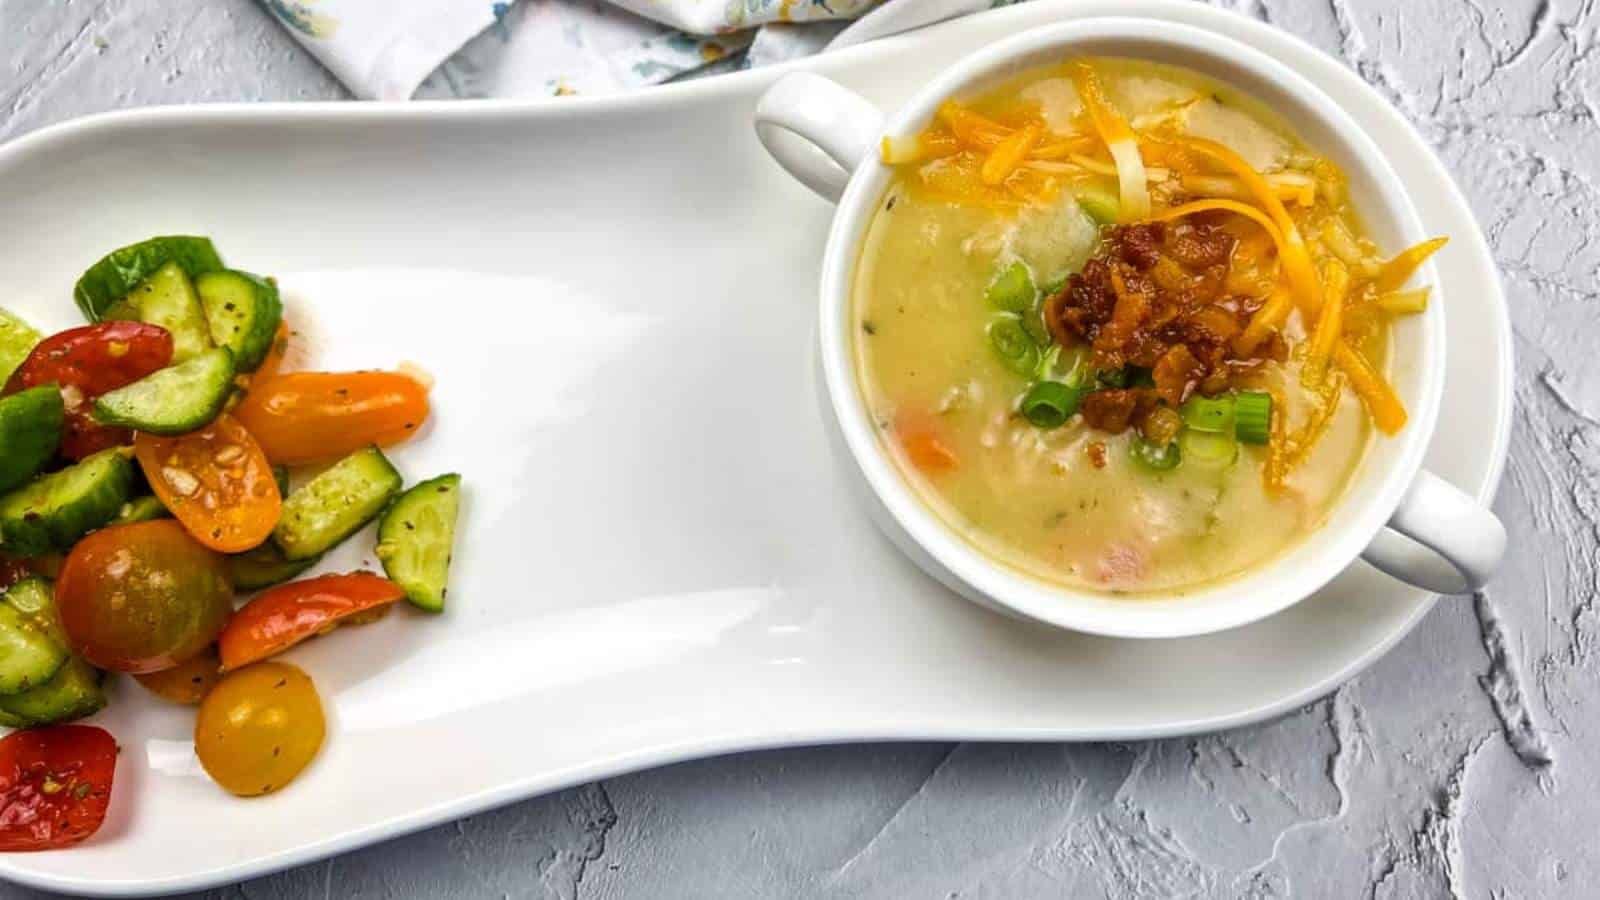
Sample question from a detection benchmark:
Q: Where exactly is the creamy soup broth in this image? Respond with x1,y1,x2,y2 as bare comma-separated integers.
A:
852,58,1411,595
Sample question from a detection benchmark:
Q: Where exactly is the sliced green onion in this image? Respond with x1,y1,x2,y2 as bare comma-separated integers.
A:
1054,344,1091,387
1019,305,1052,347
1179,428,1239,467
1130,435,1182,471
989,318,1041,377
1097,367,1130,389
1235,391,1273,445
1074,184,1121,226
985,261,1037,313
1181,394,1236,433
1128,367,1156,389
1020,381,1084,429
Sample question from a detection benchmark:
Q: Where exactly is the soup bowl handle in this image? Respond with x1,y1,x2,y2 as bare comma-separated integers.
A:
755,73,885,204
1360,470,1507,595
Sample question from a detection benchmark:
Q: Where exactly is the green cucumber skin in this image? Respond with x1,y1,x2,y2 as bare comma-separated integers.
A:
0,386,65,494
0,579,104,725
377,473,461,612
92,347,235,435
0,601,68,695
2,578,65,648
0,448,136,557
0,657,105,726
113,495,172,525
195,270,283,372
228,543,319,591
274,447,402,561
0,309,42,387
105,263,215,363
74,236,224,321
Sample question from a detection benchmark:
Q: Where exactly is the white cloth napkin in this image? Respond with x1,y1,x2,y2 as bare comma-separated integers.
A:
261,0,905,100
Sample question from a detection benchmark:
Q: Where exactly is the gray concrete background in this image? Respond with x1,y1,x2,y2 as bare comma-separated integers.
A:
0,0,1590,896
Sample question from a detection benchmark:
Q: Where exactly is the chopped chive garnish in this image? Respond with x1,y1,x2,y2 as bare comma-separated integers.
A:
1181,394,1236,433
1130,435,1182,471
1235,391,1272,445
989,318,1041,377
985,262,1037,313
1179,429,1239,466
1020,381,1084,429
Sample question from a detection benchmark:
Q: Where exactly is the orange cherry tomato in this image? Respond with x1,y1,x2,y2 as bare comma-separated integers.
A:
250,322,291,384
233,371,430,465
218,572,404,671
0,725,117,851
134,414,281,553
57,521,233,673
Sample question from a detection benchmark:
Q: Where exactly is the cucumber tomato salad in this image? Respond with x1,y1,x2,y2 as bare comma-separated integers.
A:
0,236,461,850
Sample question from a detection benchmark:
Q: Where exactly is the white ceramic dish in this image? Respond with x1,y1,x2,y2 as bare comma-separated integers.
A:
757,19,1507,638
0,1,1509,895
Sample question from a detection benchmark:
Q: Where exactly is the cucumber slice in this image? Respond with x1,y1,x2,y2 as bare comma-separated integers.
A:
93,347,235,435
0,448,135,556
274,447,402,561
113,495,171,525
0,309,42,386
4,577,67,649
228,543,319,591
103,262,215,362
376,474,460,612
74,236,224,322
0,657,105,726
195,270,283,372
0,600,68,695
0,386,64,493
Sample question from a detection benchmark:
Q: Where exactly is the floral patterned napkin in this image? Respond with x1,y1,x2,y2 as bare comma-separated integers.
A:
263,0,893,100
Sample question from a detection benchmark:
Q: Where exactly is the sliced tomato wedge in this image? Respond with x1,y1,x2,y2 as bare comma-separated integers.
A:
3,322,174,459
0,725,117,851
218,573,405,672
134,415,281,553
233,371,430,465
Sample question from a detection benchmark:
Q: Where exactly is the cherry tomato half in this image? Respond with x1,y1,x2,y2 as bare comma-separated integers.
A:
218,572,403,672
134,415,281,553
250,322,290,384
233,371,430,465
195,662,324,797
3,322,173,459
134,645,222,706
0,725,116,851
57,520,233,673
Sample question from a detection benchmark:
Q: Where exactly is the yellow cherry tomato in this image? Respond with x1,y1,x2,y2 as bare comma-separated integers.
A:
194,662,325,797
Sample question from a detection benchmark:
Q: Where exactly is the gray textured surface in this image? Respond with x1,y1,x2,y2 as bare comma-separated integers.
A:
0,0,1588,896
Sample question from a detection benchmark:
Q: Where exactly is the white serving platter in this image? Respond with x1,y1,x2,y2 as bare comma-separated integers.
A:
0,0,1509,894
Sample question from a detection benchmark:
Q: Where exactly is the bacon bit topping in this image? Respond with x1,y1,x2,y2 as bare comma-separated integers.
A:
1047,219,1283,436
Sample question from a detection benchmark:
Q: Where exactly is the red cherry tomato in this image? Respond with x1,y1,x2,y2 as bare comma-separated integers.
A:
233,371,430,465
57,521,233,674
218,573,404,672
3,322,173,459
134,415,281,553
0,725,117,851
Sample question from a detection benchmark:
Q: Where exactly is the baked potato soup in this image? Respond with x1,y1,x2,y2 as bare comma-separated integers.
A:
855,58,1443,595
